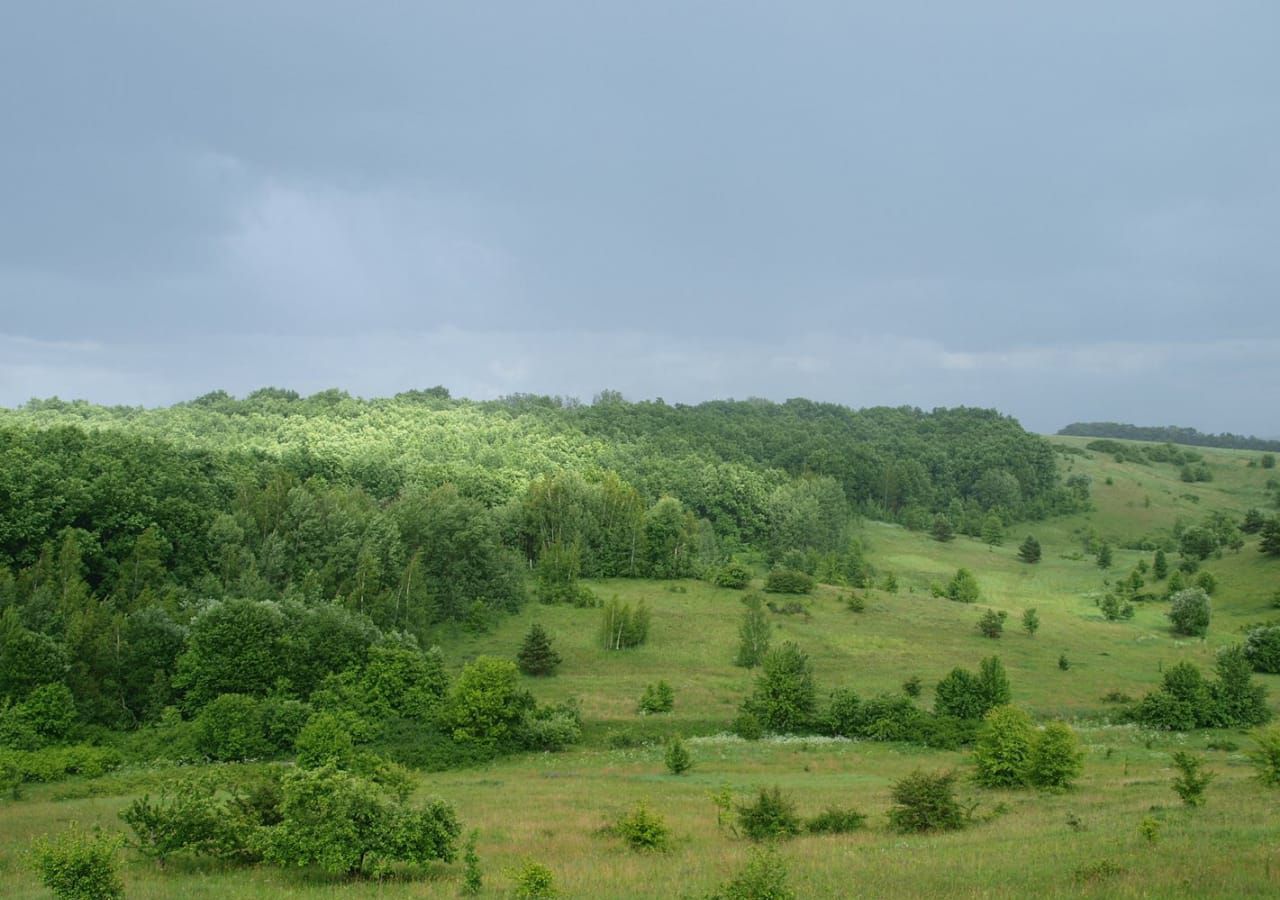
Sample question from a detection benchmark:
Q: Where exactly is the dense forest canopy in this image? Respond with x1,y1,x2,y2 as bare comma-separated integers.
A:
0,389,1078,730
1059,421,1280,452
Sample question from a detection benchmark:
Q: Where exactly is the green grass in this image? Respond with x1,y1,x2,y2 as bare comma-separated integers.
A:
3,440,1278,897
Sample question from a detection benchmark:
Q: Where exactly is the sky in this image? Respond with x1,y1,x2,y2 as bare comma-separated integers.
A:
2,2,1277,435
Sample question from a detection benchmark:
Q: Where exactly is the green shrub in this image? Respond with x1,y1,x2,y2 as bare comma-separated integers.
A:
707,847,795,900
294,711,359,769
443,657,535,750
610,802,671,852
972,706,1034,788
665,737,693,775
763,570,814,594
1168,588,1211,637
521,701,583,752
1170,751,1214,807
1247,726,1280,787
805,806,866,834
843,593,866,613
742,643,816,734
120,772,257,864
713,562,753,589
638,680,675,714
29,824,124,900
735,593,772,669
732,712,764,741
194,693,269,762
887,770,966,833
461,829,482,895
945,568,980,604
258,764,460,876
1243,625,1280,674
1,683,77,749
1028,722,1084,790
902,676,922,697
599,599,651,649
977,609,1007,638
0,745,123,785
737,786,803,842
511,859,559,898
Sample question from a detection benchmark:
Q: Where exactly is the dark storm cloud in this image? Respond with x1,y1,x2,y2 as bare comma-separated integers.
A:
1,2,1277,433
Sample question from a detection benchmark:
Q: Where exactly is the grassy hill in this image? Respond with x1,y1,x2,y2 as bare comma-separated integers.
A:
2,436,1278,897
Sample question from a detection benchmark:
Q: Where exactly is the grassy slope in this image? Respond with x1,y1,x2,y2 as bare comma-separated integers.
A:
2,439,1278,897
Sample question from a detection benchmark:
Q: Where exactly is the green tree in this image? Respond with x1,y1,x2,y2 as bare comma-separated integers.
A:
516,624,562,677
736,786,803,842
930,515,955,543
977,609,1007,638
743,642,817,734
981,513,1004,547
1260,517,1280,556
259,765,460,876
1247,726,1280,787
1152,548,1168,579
1168,588,1211,637
638,680,675,714
194,694,269,762
29,824,124,900
973,705,1035,788
1017,536,1041,564
735,593,772,669
1095,543,1113,569
887,770,965,833
1170,751,1214,807
664,737,692,775
945,568,980,604
1027,722,1084,790
442,658,534,750
1021,608,1040,637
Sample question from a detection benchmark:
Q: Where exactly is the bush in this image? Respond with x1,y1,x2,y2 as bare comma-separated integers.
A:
713,562,753,589
0,745,123,785
763,570,814,594
805,806,866,834
1247,726,1280,787
945,568,981,603
665,737,692,775
708,847,795,900
258,764,460,876
972,706,1034,788
443,657,535,750
29,825,124,900
902,676,922,697
732,712,764,741
599,599,650,649
610,802,671,852
1028,722,1084,790
1,683,77,749
638,680,675,715
1022,608,1040,637
737,786,803,842
1170,751,1214,807
844,593,866,613
511,860,559,899
521,701,582,753
516,623,562,676
1244,625,1280,674
933,657,1008,721
977,609,1008,638
1168,588,1211,637
120,772,265,864
887,770,966,833
194,693,270,762
461,830,482,896
743,643,816,734
294,711,359,769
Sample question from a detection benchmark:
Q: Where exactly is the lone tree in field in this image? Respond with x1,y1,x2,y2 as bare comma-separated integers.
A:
1096,543,1113,569
1017,535,1041,564
743,642,816,734
981,513,1004,547
887,770,966,833
1260,517,1280,556
517,623,562,676
1021,608,1040,637
1152,548,1169,580
1168,588,1211,637
946,568,981,604
735,593,772,668
977,609,1007,638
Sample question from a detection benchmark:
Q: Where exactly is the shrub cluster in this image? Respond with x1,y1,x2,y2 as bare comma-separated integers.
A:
1132,648,1270,731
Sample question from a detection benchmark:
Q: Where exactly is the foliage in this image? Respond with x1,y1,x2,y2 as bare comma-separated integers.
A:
461,829,482,896
294,711,359,769
713,562,753,589
902,675,922,697
977,609,1007,638
609,802,671,852
763,570,815,594
934,657,1009,721
599,598,651,650
120,771,276,864
193,693,272,762
664,737,693,775
1242,726,1280,789
1021,608,1040,637
887,770,966,833
1168,588,1211,637
511,859,559,899
805,806,866,834
1017,535,1041,563
972,706,1035,788
258,764,460,876
1169,751,1214,807
736,786,803,842
743,642,816,734
945,568,980,603
517,623,562,676
28,824,124,900
638,680,675,714
707,847,795,900
1027,722,1085,790
442,657,535,750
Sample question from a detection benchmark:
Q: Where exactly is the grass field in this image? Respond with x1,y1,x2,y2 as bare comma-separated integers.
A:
3,438,1278,897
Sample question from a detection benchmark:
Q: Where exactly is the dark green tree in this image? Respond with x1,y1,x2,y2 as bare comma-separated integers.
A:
516,624,562,677
930,515,955,543
1017,536,1041,564
1152,548,1169,580
735,593,772,669
743,642,817,734
1096,543,1113,569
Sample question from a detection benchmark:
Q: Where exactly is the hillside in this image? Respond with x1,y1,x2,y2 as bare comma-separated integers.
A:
2,407,1278,897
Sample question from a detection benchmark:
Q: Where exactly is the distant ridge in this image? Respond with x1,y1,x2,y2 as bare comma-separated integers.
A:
1058,421,1280,452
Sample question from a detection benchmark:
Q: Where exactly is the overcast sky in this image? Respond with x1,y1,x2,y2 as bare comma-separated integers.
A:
2,3,1277,434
